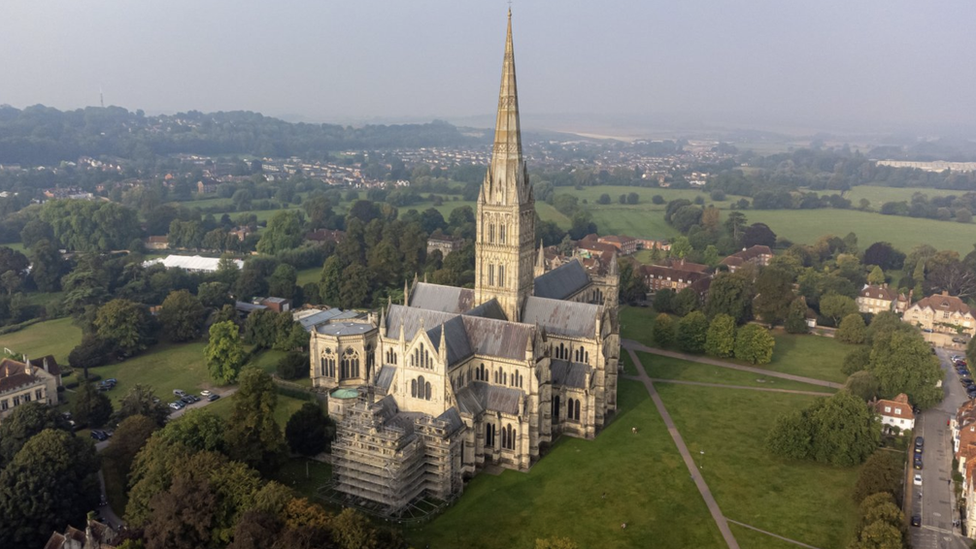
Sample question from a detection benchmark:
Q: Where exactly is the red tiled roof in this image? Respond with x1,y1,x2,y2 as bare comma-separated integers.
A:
875,393,914,420
911,292,973,317
859,284,897,301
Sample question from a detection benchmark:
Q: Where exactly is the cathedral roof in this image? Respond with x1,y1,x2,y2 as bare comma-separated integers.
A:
427,317,474,367
386,305,458,340
456,381,522,416
375,365,396,391
533,260,590,300
460,315,534,361
386,304,533,363
522,297,600,338
551,360,592,389
464,298,508,321
409,282,475,314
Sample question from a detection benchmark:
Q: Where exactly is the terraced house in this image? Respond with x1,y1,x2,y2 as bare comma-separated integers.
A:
308,13,620,515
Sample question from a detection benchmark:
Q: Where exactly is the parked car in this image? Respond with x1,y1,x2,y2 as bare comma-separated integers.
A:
913,473,922,486
173,389,186,397
89,430,108,442
169,401,184,410
915,436,924,449
208,394,220,402
911,515,921,527
180,396,194,405
200,390,212,397
914,457,923,470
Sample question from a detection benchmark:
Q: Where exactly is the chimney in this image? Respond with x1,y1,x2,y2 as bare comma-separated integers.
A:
42,357,49,373
943,290,949,296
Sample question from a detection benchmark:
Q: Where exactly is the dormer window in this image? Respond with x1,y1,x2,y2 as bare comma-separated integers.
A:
884,406,891,413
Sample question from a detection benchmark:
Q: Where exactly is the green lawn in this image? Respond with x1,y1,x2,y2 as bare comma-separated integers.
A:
618,305,658,348
0,317,82,364
271,458,332,499
88,341,214,405
407,380,725,549
296,267,320,287
765,332,856,384
656,384,859,549
638,352,835,393
620,351,637,376
558,186,725,208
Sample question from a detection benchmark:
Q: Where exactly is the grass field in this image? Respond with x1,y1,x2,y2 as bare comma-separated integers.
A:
271,458,332,499
0,317,82,364
407,380,725,549
765,332,855,384
656,384,859,549
618,305,657,347
638,352,836,393
729,522,803,549
206,387,312,427
841,185,963,206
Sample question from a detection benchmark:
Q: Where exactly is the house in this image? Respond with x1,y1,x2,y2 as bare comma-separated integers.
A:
27,355,62,387
575,234,618,259
640,259,711,294
635,238,670,252
0,358,60,422
720,245,773,273
856,284,899,315
426,232,464,258
196,179,219,194
873,393,914,434
597,235,637,256
904,291,976,345
229,226,255,242
43,517,117,549
259,297,292,313
142,235,169,250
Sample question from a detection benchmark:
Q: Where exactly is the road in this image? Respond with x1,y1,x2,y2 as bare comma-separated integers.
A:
92,386,238,528
910,349,970,549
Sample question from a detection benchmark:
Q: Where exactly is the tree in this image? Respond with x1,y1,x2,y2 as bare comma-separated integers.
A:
705,314,737,358
28,239,64,292
837,313,867,344
596,193,611,205
676,311,709,353
753,267,795,325
734,324,775,365
206,321,247,385
784,297,809,334
256,211,303,255
741,223,776,248
869,330,943,409
285,402,335,456
225,367,286,474
267,263,297,299
159,409,227,453
765,409,813,460
810,391,880,466
819,293,858,326
864,243,906,273
652,314,675,347
338,263,370,309
333,508,379,549
102,415,158,500
0,402,73,467
842,347,874,376
158,290,207,342
846,371,881,401
94,299,156,357
73,382,114,428
0,429,100,548
867,266,886,285
115,384,171,427
277,351,308,380
704,272,753,324
198,281,232,309
853,452,904,504
653,288,675,313
144,475,217,549
672,287,699,316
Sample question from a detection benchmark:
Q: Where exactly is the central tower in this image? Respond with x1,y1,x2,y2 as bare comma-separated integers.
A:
474,11,536,322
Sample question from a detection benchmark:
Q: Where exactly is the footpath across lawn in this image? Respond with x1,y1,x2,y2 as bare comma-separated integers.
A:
656,383,859,549
407,380,725,549
638,352,836,393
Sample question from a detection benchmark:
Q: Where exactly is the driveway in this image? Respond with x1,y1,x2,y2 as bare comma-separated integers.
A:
909,349,970,549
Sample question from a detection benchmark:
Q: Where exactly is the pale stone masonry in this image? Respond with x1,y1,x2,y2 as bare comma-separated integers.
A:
310,12,620,515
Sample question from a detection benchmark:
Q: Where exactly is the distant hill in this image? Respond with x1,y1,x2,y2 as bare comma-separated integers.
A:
0,105,483,165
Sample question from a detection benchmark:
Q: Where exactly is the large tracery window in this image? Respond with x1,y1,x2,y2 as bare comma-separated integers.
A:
321,348,336,378
340,348,360,379
501,424,516,451
414,376,431,400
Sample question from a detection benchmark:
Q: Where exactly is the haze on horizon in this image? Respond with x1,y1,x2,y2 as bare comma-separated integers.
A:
2,0,974,137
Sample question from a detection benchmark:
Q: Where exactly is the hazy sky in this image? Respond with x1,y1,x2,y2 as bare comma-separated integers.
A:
2,1,974,134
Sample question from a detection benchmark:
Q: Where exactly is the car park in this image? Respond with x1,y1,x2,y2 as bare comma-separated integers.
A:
180,396,194,404
914,473,922,486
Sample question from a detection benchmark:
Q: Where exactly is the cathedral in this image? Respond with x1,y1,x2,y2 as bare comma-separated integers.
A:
309,12,620,514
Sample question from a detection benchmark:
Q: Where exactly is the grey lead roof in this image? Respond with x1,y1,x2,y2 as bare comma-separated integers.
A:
464,298,508,321
550,360,592,389
387,304,535,362
460,316,534,361
533,260,590,300
385,305,459,340
426,316,474,367
522,296,599,338
297,309,359,332
455,382,522,416
409,283,475,314
375,365,396,391
436,408,465,435
316,321,374,336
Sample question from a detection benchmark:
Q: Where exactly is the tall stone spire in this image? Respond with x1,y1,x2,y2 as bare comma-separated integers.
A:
483,9,529,206
475,10,536,321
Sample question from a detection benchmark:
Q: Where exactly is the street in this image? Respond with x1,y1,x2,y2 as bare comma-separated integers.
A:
910,348,970,549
